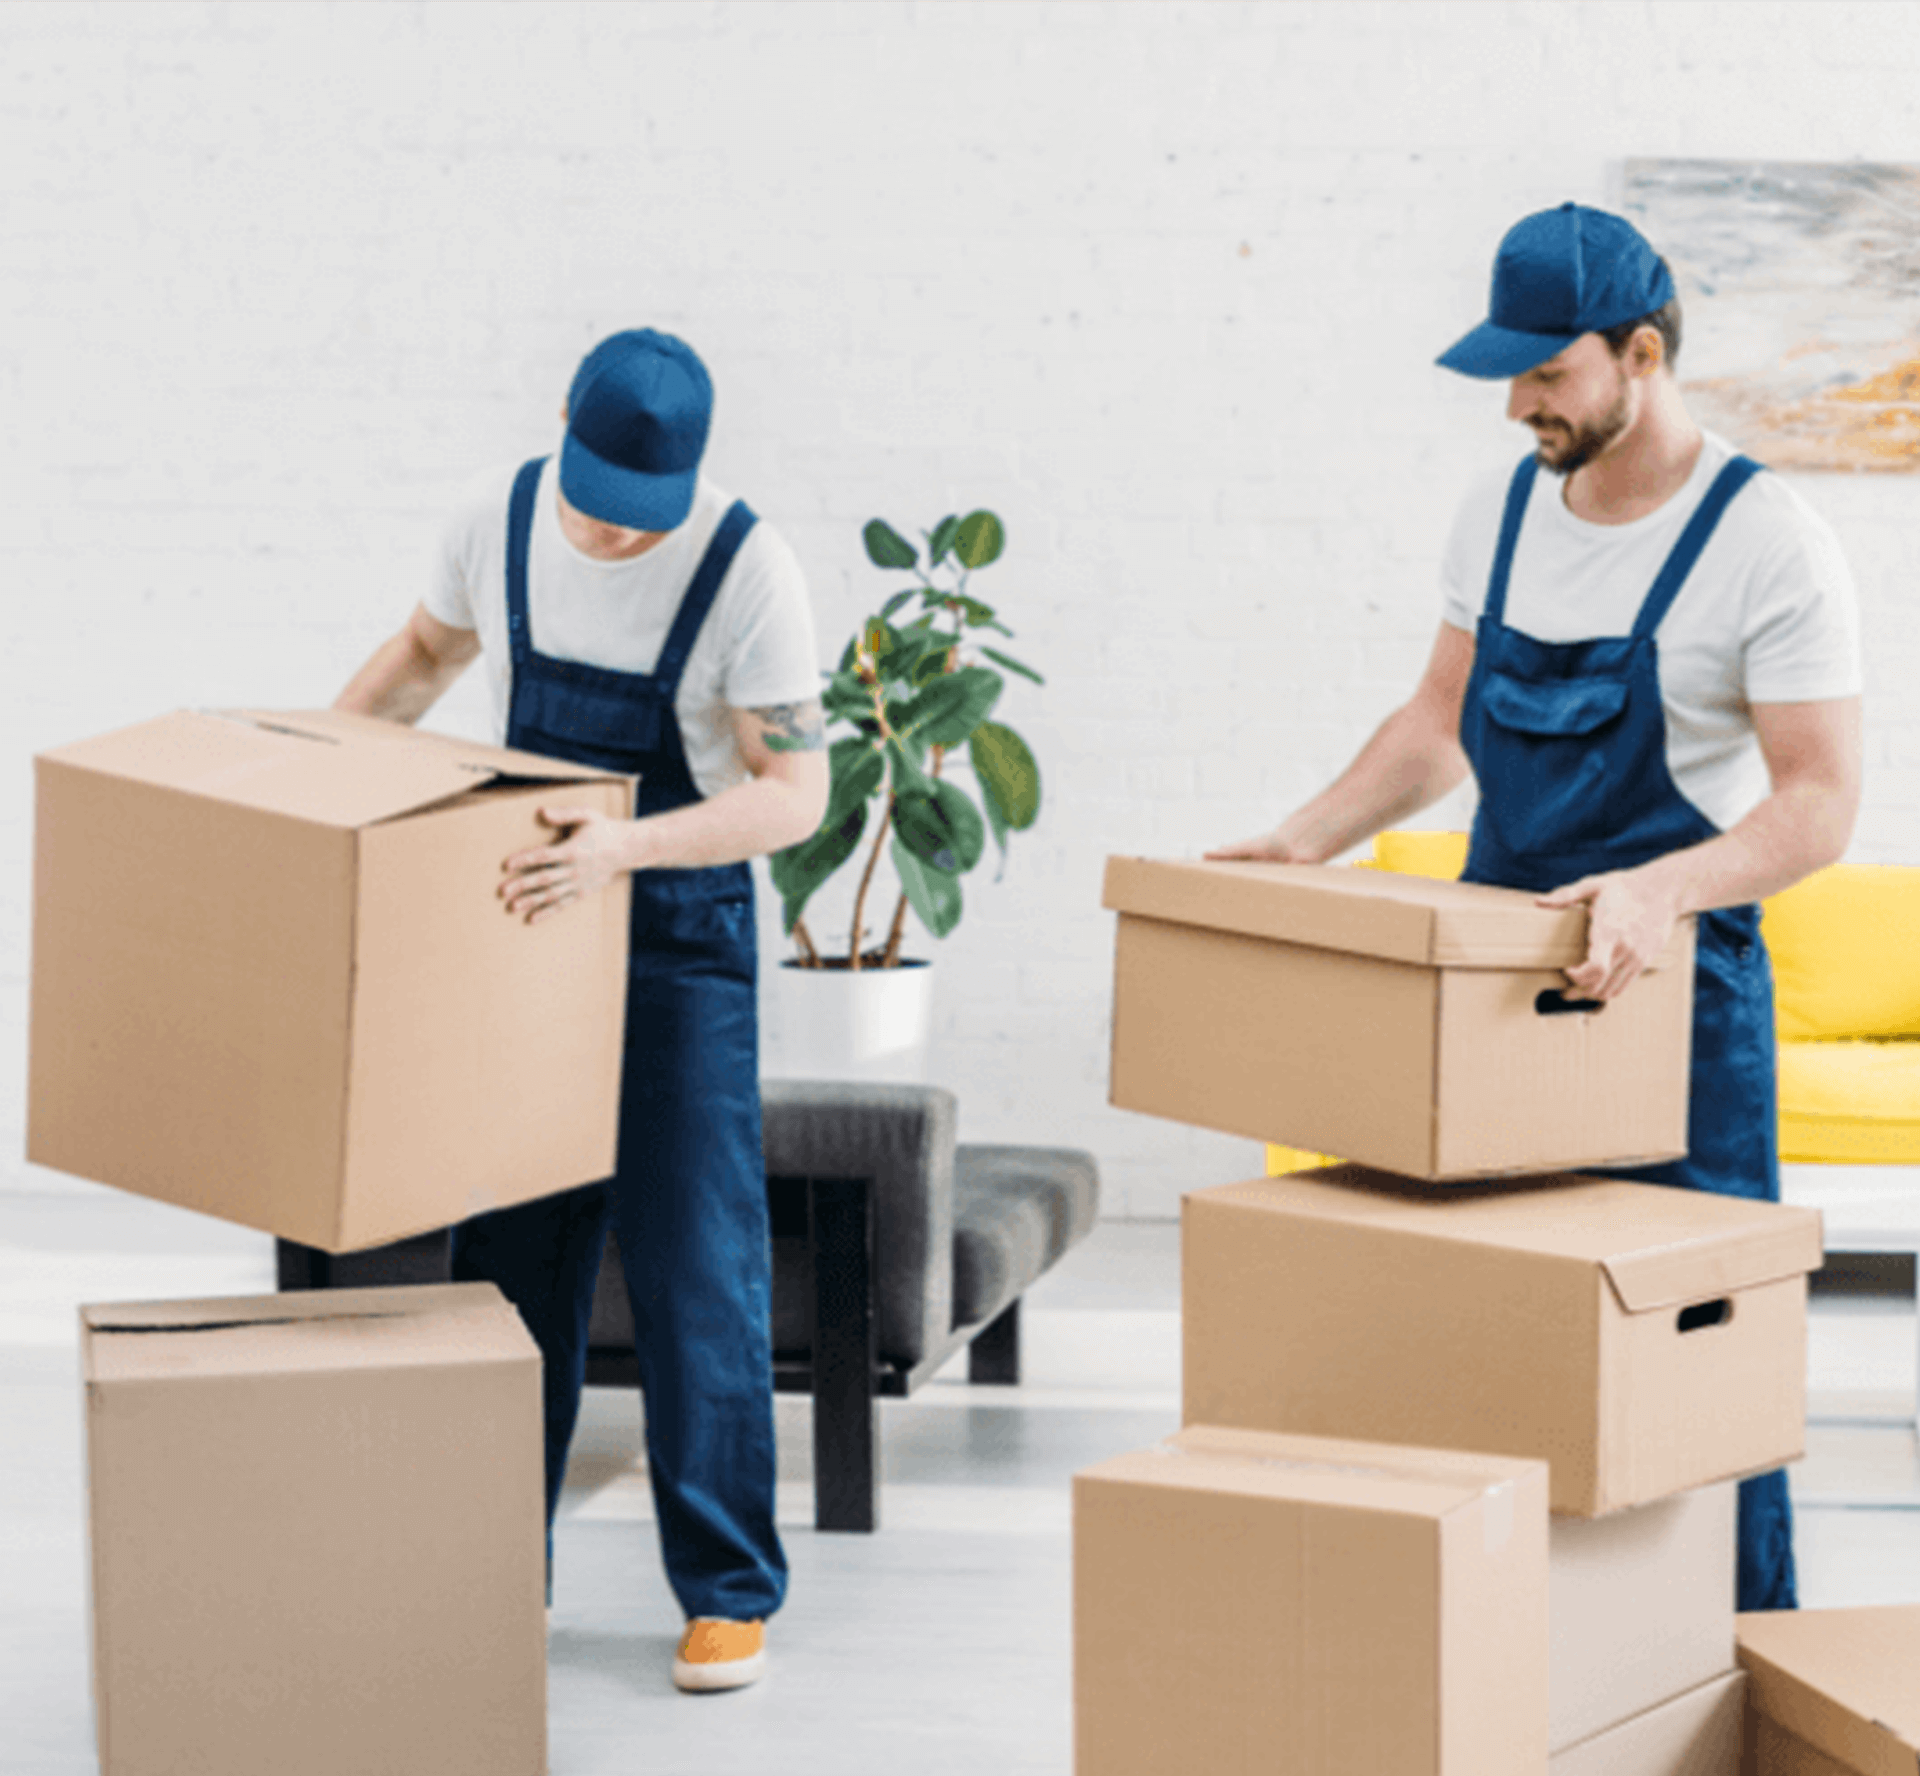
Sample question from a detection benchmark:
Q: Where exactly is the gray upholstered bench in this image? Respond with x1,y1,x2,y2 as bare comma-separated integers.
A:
280,1081,1102,1536
584,1080,1102,1531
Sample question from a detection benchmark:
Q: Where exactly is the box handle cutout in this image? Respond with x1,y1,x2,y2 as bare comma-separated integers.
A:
1676,1299,1732,1334
1535,989,1605,1017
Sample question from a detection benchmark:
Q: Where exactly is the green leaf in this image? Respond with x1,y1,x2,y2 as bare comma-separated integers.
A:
956,596,997,627
892,789,961,873
879,588,917,619
824,737,885,826
980,645,1045,686
823,673,872,723
769,804,866,931
864,519,917,570
952,510,1005,570
885,736,932,796
928,514,960,566
892,837,963,940
971,720,1041,832
930,778,987,872
895,666,1001,748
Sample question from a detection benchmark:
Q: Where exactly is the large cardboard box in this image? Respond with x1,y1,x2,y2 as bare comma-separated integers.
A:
1073,1424,1549,1776
81,1282,547,1776
1103,855,1695,1178
1737,1605,1920,1774
1183,1168,1822,1515
1551,1671,1746,1776
30,708,633,1251
1552,1483,1737,1751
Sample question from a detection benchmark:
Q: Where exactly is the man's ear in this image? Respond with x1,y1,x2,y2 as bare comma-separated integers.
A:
1630,326,1666,377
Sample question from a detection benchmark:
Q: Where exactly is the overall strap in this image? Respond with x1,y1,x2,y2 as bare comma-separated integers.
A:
504,456,545,666
1631,455,1766,640
1483,455,1539,627
652,500,758,696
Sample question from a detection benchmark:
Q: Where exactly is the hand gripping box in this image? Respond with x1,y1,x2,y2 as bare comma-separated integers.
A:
1737,1605,1920,1775
29,708,633,1251
1073,1425,1549,1776
1183,1168,1823,1516
1103,856,1695,1179
81,1283,546,1776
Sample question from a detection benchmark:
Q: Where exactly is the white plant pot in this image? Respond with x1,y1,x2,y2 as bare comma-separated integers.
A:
762,958,934,1085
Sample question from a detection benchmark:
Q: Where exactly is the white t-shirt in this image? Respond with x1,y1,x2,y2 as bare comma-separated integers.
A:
1439,431,1862,834
426,457,821,798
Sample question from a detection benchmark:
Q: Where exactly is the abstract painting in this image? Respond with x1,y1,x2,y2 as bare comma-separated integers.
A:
1621,159,1920,470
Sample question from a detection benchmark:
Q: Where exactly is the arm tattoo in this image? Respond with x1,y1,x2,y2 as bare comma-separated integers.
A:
750,699,827,752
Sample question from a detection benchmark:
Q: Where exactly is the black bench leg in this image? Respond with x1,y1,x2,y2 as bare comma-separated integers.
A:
968,1298,1022,1386
275,1232,453,1292
809,1176,878,1533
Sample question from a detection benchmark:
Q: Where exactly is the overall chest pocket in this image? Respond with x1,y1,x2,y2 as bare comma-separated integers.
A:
1481,671,1630,738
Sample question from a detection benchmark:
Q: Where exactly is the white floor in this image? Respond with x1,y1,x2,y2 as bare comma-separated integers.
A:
3,1190,1917,1775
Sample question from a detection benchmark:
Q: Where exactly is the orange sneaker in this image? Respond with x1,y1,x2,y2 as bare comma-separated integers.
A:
672,1617,767,1693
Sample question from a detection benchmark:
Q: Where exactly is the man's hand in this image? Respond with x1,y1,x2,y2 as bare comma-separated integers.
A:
500,806,630,924
1204,831,1311,863
1536,865,1684,1002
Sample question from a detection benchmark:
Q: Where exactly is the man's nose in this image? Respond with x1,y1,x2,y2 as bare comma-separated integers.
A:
1507,380,1537,423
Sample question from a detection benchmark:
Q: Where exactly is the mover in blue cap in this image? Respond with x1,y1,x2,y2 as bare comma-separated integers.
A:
338,327,827,1690
1213,202,1865,1611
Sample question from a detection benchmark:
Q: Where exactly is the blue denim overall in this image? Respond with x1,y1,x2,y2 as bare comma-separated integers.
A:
451,457,788,1624
1459,451,1795,1611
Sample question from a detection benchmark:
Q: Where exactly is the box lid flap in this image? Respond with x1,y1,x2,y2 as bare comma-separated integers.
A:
1737,1605,1920,1774
40,709,622,830
1192,1172,1823,1310
81,1282,538,1382
1600,1212,1826,1312
1102,855,1688,970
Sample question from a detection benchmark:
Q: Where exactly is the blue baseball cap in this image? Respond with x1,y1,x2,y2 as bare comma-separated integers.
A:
1438,203,1676,380
559,329,713,531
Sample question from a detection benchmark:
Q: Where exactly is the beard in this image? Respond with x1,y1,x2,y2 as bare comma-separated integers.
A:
1531,381,1631,478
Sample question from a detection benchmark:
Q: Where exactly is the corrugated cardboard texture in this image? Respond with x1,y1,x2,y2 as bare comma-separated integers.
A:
82,1284,546,1776
1550,1670,1745,1776
1551,1485,1737,1751
1737,1605,1920,1776
1182,1172,1819,1515
1073,1426,1549,1776
1104,855,1695,1178
30,709,631,1251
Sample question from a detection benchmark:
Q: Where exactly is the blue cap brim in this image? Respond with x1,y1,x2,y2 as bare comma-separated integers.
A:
1436,320,1583,380
558,430,698,532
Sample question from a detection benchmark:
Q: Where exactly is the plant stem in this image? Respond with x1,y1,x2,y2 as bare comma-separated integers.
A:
792,916,819,968
847,797,893,971
881,890,911,967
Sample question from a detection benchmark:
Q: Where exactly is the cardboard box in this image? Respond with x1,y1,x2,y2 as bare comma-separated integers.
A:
82,1282,546,1776
1552,1483,1737,1751
1103,855,1695,1179
30,708,632,1251
1183,1168,1822,1515
1073,1424,1549,1776
1737,1605,1920,1775
1551,1671,1746,1776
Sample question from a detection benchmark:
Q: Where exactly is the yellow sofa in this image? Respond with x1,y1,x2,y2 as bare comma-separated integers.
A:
1268,833,1920,1173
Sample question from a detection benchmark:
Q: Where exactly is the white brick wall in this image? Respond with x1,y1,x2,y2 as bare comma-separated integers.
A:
7,1,1919,1218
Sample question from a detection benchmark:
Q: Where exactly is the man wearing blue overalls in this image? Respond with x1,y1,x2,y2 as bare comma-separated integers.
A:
1214,204,1863,1611
338,328,827,1689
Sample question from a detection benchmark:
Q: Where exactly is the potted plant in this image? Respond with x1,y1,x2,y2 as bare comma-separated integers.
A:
763,509,1043,1076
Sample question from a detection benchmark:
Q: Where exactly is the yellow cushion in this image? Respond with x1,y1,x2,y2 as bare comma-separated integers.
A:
1778,1039,1920,1163
1763,865,1920,1042
1368,830,1469,881
1266,1145,1339,1175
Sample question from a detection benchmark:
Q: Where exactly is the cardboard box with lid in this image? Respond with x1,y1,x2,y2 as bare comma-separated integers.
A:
81,1282,546,1776
1736,1604,1920,1774
29,708,633,1251
1103,856,1697,1180
1073,1424,1550,1776
1182,1166,1823,1516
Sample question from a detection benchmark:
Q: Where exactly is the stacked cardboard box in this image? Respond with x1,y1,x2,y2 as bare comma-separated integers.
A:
1089,857,1827,1776
1736,1605,1920,1773
29,710,628,1771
